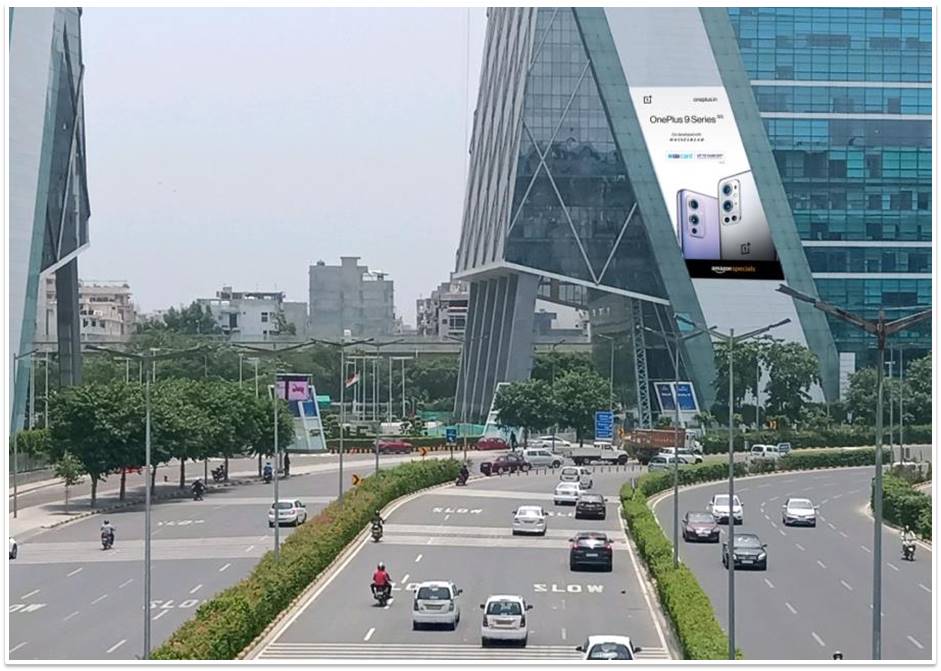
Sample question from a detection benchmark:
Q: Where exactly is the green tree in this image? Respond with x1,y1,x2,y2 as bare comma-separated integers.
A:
493,379,556,443
905,354,931,424
761,341,820,422
846,366,903,426
711,339,762,419
553,370,609,445
54,451,84,514
531,351,593,383
273,311,297,336
139,301,221,336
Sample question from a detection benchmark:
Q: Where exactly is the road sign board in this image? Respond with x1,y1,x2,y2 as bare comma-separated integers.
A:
594,411,614,441
420,447,429,457
446,427,457,444
352,474,361,486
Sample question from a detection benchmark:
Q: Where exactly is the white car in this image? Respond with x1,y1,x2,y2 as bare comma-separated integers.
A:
708,493,743,525
412,580,462,630
749,443,783,460
9,537,17,560
268,499,308,527
648,455,680,472
534,436,571,450
560,465,593,488
782,497,818,527
577,635,643,660
512,505,548,535
658,447,703,464
480,594,532,647
554,482,581,506
520,448,563,469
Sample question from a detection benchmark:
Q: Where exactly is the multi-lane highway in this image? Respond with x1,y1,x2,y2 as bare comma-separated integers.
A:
250,467,674,661
652,466,933,661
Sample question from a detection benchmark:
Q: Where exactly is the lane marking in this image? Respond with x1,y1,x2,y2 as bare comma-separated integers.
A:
907,635,924,650
770,521,777,528
816,560,827,569
118,579,134,589
839,531,848,539
887,562,899,572
821,498,830,505
811,632,826,647
561,627,567,641
21,589,41,599
415,554,423,563
763,578,775,589
763,514,770,520
219,563,231,572
152,610,170,621
444,514,450,521
831,493,842,499
827,522,836,529
245,545,255,553
63,610,80,622
10,642,28,654
778,529,786,536
768,496,779,502
383,597,395,610
860,545,871,554
106,639,126,653
795,543,806,552
364,627,375,642
918,583,930,593
401,574,410,584
840,579,853,591
784,602,797,614
67,568,83,577
189,584,203,594
91,594,109,605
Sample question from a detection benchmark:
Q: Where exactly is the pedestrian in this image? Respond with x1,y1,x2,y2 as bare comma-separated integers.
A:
283,452,290,477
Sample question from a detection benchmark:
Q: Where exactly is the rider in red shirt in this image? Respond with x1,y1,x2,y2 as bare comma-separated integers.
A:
372,562,391,597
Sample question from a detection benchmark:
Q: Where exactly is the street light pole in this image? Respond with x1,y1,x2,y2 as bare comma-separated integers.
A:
550,340,566,450
273,380,280,560
44,352,50,430
595,334,615,412
371,341,404,473
898,347,904,465
239,353,244,387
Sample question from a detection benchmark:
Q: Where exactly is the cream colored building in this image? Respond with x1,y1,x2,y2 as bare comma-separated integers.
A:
36,276,137,341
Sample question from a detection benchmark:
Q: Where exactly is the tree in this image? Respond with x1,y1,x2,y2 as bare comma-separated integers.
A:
846,366,904,426
273,311,297,336
404,415,426,437
761,341,820,422
553,370,609,445
54,451,84,514
711,339,762,418
493,379,556,443
905,354,931,425
531,352,593,383
139,301,221,336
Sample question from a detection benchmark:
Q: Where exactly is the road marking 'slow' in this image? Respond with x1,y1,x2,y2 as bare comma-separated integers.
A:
907,635,924,650
189,584,203,594
91,594,109,605
918,583,931,593
415,554,423,563
860,545,871,553
63,611,80,622
785,602,797,614
10,642,27,654
816,560,827,569
106,639,126,654
763,578,775,589
67,568,83,577
811,632,826,647
21,589,40,599
887,563,899,572
840,579,853,591
795,543,806,552
118,579,133,589
364,627,375,642
152,610,170,621
219,563,231,572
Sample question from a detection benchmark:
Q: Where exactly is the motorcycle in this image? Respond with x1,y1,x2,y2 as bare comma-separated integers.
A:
372,583,391,607
371,522,383,542
263,469,273,484
455,472,469,487
101,530,114,550
211,465,226,482
192,486,204,501
902,541,916,561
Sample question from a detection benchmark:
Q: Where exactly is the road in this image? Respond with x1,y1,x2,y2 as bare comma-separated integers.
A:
8,450,484,661
250,466,673,661
652,466,932,661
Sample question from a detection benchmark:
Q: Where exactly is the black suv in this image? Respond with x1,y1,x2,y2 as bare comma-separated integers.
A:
575,494,606,520
721,532,768,570
569,531,613,571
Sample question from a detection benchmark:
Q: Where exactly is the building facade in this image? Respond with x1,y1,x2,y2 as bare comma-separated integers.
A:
10,8,91,431
416,279,470,339
197,287,307,339
308,257,396,339
36,277,137,341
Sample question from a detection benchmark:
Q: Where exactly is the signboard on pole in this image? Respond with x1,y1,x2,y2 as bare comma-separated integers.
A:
445,427,457,445
272,373,327,453
594,411,614,441
654,383,676,412
673,382,699,412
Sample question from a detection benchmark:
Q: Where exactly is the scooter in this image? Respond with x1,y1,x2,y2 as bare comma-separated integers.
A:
371,522,383,542
902,541,916,561
193,486,204,501
263,469,273,484
211,465,226,482
101,530,114,550
455,472,469,487
372,583,391,607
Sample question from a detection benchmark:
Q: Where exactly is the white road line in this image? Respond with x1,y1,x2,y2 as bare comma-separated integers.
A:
152,610,170,621
21,589,41,599
839,531,848,538
860,545,871,553
63,611,80,622
561,627,567,641
887,562,899,572
364,627,375,642
907,635,924,650
383,597,395,610
840,579,853,591
763,514,770,520
779,529,786,536
118,579,133,589
785,602,797,615
831,493,842,499
811,632,826,647
401,574,410,584
91,594,109,605
769,496,779,502
106,639,126,654
763,578,775,589
246,545,255,553
219,563,231,572
67,568,83,577
821,498,830,505
818,515,826,522
258,535,267,541
918,583,931,593
444,514,450,521
816,560,827,569
10,642,28,654
795,543,806,552
189,584,203,594
415,554,423,563
770,521,777,528
827,522,836,529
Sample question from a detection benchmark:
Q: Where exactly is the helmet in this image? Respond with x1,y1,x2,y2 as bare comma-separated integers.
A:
377,562,385,570
104,520,110,525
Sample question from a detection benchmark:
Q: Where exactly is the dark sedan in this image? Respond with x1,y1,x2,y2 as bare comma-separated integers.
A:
682,511,720,543
377,439,413,455
575,494,607,520
569,531,613,571
721,533,768,570
481,453,530,475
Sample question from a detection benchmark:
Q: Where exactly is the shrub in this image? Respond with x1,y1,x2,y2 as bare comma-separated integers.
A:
152,459,460,660
879,473,931,541
700,425,931,453
777,447,890,471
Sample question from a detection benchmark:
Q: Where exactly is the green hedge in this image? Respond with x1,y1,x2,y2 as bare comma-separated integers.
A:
324,436,481,450
152,459,460,660
777,447,890,471
879,473,931,541
701,425,931,453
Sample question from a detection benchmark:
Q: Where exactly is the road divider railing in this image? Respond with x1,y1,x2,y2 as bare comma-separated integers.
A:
151,459,460,660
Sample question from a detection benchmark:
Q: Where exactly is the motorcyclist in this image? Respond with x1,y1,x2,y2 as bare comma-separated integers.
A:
371,562,392,597
100,520,115,544
901,525,916,558
263,462,273,481
192,479,205,499
372,510,384,531
458,463,470,484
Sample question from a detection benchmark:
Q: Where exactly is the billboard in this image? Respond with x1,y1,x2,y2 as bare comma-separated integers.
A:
654,383,676,412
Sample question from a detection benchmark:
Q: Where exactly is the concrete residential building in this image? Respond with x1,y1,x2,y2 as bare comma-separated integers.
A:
308,257,396,339
416,278,469,339
35,277,137,341
197,287,307,339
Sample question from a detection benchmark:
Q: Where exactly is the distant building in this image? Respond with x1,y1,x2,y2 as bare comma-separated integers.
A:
36,278,137,341
308,257,396,339
197,286,307,339
416,278,469,339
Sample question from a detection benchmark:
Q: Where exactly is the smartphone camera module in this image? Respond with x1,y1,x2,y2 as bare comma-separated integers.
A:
722,200,733,212
688,198,699,210
689,214,700,225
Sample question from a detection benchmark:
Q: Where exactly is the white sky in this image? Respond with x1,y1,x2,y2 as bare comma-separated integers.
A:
79,8,487,324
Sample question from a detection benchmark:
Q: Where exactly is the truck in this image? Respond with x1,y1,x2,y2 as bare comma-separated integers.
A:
623,429,702,465
558,441,630,466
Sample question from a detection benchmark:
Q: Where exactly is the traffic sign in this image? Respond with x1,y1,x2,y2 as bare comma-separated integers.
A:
351,474,361,486
445,427,457,444
420,447,429,458
594,411,614,441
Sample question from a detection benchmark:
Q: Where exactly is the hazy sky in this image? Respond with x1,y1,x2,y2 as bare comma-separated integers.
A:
79,8,487,324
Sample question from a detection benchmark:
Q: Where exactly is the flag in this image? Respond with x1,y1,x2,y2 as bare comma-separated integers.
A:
345,372,360,389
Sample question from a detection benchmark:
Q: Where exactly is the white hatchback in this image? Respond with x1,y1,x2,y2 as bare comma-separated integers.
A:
512,505,547,536
480,594,532,646
560,466,593,488
268,499,308,527
534,436,572,451
412,581,462,630
554,482,581,506
577,635,642,660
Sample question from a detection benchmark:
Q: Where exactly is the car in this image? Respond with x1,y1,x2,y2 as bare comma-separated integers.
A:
776,442,793,456
480,594,532,647
781,497,818,527
377,439,413,455
9,537,17,560
512,505,548,535
412,581,462,630
577,635,642,660
647,455,680,472
554,482,581,505
476,436,509,451
559,465,593,488
569,531,613,571
520,448,563,469
489,453,531,474
658,447,703,464
749,443,783,461
534,436,571,450
682,511,720,542
268,499,308,527
575,494,607,520
708,493,743,524
721,532,768,570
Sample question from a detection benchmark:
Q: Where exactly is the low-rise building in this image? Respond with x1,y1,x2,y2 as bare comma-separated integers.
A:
416,278,469,339
35,277,137,341
197,286,307,339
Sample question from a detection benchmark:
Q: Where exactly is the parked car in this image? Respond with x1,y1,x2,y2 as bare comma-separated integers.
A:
553,482,581,506
9,537,17,560
749,443,784,461
577,635,642,660
575,494,607,520
377,439,413,455
512,505,548,536
412,581,462,630
569,531,613,571
682,511,720,542
708,493,743,524
484,453,531,475
647,455,680,472
559,465,593,488
658,447,703,464
533,436,571,450
781,497,818,527
721,532,768,570
776,442,793,455
268,499,308,527
480,595,532,647
476,436,509,451
520,448,563,469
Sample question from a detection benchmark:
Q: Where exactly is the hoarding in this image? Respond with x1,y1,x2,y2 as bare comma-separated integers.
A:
654,382,676,412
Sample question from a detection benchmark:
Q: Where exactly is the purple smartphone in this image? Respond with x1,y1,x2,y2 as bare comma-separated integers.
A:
677,190,720,260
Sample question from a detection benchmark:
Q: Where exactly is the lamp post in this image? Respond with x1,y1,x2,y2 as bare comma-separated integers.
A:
549,340,567,451
11,348,40,519
44,352,50,430
239,353,244,387
776,284,931,660
86,343,205,660
676,316,790,660
370,341,403,472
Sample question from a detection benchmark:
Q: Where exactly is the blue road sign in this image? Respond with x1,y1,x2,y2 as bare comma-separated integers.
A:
594,411,614,441
446,427,457,444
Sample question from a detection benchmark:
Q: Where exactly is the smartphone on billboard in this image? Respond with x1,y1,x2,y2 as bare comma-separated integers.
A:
677,190,720,260
717,171,777,261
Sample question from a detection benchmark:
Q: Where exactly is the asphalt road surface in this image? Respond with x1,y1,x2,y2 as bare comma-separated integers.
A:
251,466,673,661
652,466,932,661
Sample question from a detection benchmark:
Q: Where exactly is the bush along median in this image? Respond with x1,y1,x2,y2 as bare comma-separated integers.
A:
876,472,932,541
151,459,460,660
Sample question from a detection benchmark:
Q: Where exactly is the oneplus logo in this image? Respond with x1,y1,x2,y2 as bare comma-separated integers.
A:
643,95,653,104
740,242,752,255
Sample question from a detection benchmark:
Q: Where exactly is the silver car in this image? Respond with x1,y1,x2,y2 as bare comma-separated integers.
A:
782,497,818,527
512,505,548,535
554,482,581,506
